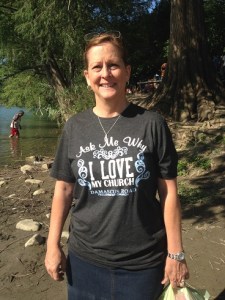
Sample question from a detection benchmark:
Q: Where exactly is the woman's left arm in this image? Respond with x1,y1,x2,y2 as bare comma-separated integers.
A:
158,177,189,288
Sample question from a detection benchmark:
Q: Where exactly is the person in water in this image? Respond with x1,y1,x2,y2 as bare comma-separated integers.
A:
9,110,24,138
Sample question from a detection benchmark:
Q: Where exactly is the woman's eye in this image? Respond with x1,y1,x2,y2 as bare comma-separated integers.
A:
110,64,118,70
93,65,101,71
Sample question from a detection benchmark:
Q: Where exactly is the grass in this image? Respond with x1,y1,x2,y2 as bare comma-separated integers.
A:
178,183,211,205
177,160,189,176
176,124,225,207
190,156,211,170
178,155,211,176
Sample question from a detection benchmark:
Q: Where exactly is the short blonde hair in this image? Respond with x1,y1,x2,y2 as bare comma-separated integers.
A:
84,32,129,68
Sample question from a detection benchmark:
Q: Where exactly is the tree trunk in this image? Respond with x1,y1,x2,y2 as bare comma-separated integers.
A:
148,0,225,121
45,55,73,122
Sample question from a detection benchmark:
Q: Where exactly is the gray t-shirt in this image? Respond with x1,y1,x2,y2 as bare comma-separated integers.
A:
51,103,178,270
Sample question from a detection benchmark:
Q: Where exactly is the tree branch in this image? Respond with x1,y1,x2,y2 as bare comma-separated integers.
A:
0,5,17,12
0,65,44,81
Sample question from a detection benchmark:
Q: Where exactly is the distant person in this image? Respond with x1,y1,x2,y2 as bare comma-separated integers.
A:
9,110,24,138
161,63,167,79
154,73,160,89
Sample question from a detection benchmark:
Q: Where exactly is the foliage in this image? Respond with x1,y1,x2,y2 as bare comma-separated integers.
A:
177,159,189,176
178,154,211,176
0,0,224,122
1,70,54,108
52,77,95,118
204,0,225,55
190,156,211,171
124,0,170,81
163,40,169,58
0,0,155,121
70,80,95,114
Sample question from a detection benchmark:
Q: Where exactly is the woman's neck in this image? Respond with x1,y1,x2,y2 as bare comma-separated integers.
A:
93,98,129,118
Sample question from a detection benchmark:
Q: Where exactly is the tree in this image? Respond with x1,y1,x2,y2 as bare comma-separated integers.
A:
148,0,225,121
0,0,152,122
0,0,94,120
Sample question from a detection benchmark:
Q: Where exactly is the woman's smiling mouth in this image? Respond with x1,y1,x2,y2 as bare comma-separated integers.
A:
100,83,116,88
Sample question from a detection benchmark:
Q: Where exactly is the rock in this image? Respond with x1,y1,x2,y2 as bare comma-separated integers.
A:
20,165,34,174
61,231,69,239
8,194,16,198
25,234,45,247
16,219,42,231
42,162,53,170
25,156,37,163
33,156,44,165
0,180,6,187
26,155,43,163
25,179,43,185
33,188,46,196
34,155,43,162
46,213,51,219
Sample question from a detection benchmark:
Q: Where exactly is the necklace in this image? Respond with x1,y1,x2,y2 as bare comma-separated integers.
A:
97,114,121,139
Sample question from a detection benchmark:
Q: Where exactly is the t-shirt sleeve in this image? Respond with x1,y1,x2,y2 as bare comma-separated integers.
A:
154,118,178,179
50,126,76,183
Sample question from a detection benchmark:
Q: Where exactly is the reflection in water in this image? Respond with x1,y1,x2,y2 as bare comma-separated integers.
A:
10,138,22,159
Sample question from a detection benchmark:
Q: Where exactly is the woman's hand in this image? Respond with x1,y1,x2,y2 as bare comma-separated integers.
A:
161,257,189,288
45,180,74,281
45,246,67,281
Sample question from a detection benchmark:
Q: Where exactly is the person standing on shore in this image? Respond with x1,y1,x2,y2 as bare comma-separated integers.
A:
9,110,24,138
45,31,189,300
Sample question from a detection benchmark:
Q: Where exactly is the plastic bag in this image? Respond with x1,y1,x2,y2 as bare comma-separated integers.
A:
158,283,210,300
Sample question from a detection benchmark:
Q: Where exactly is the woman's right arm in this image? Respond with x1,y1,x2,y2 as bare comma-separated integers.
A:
45,180,74,281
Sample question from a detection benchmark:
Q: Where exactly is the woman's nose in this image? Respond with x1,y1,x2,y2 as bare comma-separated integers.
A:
101,65,111,77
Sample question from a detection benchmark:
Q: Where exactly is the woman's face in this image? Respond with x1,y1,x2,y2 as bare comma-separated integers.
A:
84,42,131,102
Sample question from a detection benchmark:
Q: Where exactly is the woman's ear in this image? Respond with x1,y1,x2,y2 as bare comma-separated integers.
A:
84,70,90,86
126,65,131,82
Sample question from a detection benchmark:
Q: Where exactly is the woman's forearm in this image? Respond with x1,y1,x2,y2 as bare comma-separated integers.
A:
47,180,74,247
158,178,183,253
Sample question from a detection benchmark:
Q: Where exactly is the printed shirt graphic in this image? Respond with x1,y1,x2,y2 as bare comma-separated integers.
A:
51,104,178,270
75,135,150,197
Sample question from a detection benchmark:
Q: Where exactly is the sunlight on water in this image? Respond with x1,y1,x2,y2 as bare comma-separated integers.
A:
0,106,61,166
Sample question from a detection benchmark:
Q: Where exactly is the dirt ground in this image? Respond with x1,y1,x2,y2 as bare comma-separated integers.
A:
0,125,225,300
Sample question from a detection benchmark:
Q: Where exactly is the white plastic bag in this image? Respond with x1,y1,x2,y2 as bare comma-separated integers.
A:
158,283,210,300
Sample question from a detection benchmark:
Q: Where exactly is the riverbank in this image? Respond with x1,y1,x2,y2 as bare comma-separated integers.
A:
0,158,67,300
0,106,60,167
0,120,225,299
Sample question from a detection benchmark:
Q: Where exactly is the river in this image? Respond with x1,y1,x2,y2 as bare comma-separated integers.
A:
0,106,61,166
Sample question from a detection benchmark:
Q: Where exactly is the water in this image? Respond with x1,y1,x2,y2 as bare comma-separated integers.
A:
0,106,61,166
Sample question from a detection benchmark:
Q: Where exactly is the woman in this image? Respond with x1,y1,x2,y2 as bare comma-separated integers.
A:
45,31,189,299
